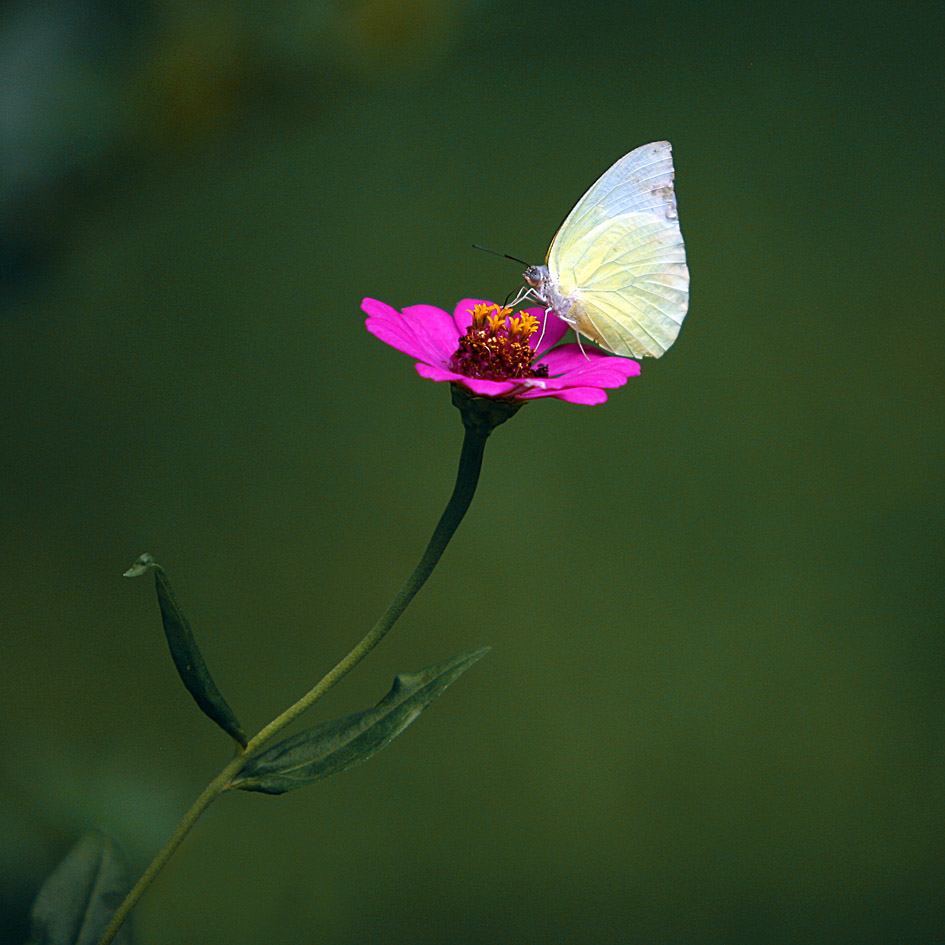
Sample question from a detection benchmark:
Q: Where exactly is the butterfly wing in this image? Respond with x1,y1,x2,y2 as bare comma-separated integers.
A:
554,211,689,358
546,141,689,358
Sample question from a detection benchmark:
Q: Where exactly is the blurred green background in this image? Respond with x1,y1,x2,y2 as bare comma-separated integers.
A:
2,0,943,942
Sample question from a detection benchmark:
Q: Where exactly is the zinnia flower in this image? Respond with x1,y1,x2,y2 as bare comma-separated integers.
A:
363,298,641,405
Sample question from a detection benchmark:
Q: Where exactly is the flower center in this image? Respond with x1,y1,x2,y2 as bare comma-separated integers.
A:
448,304,550,382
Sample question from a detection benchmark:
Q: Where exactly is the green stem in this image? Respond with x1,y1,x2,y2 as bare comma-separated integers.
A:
247,423,490,749
97,423,492,945
96,755,246,944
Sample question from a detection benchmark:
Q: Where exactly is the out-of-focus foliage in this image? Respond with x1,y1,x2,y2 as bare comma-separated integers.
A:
0,0,476,296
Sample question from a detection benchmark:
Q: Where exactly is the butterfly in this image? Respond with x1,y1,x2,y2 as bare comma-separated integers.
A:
521,141,690,359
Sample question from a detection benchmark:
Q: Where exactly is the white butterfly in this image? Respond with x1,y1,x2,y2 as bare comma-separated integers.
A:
521,141,690,359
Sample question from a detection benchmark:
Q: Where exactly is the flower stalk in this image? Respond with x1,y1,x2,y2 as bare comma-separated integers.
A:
97,408,503,945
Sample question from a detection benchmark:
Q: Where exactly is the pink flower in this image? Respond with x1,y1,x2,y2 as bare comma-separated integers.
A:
362,298,641,405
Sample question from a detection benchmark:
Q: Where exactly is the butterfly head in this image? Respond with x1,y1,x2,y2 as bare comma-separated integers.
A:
523,265,547,289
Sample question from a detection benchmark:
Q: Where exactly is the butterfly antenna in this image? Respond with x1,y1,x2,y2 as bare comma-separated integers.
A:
472,244,529,267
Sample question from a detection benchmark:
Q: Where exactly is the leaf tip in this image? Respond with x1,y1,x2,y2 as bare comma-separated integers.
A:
124,552,156,578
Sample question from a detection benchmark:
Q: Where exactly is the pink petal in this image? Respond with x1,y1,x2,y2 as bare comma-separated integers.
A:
550,363,639,388
363,298,446,363
414,362,521,398
540,344,639,374
522,306,570,354
520,385,610,405
537,347,640,388
400,304,464,362
361,299,456,362
415,362,465,383
458,377,522,398
520,363,636,395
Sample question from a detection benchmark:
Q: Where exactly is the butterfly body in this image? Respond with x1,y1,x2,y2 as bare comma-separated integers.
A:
523,141,690,359
523,263,574,318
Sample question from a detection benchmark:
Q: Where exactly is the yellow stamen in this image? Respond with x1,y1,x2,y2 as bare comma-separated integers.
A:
487,311,505,333
508,313,540,341
469,304,493,329
449,304,551,383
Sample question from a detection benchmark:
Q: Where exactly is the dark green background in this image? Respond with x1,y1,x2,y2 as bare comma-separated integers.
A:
2,1,943,942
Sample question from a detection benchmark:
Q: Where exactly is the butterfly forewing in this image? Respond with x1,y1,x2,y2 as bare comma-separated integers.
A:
547,141,679,263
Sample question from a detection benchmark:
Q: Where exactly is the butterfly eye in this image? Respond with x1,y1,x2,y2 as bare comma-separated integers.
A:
523,266,543,288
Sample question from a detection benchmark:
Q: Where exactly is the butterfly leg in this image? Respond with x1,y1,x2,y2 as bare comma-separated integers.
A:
530,307,551,354
574,330,589,360
507,284,533,308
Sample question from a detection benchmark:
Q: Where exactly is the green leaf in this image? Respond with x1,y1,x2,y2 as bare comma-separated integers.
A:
27,831,133,945
124,553,247,747
232,646,490,794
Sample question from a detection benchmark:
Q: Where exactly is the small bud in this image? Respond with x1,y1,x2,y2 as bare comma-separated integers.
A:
123,553,156,578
